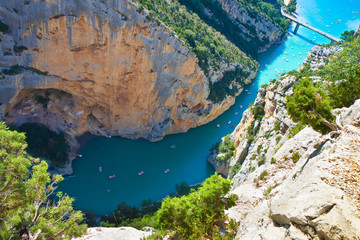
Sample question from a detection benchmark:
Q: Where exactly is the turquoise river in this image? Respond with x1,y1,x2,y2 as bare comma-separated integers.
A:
59,0,360,216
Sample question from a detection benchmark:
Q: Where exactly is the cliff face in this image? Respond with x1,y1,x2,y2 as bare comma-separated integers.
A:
218,0,286,53
0,0,256,145
209,45,360,238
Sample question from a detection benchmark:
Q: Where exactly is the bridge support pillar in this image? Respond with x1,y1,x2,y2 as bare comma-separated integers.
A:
293,23,300,35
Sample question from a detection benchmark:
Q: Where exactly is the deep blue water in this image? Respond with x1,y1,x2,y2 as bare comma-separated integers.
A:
58,0,360,216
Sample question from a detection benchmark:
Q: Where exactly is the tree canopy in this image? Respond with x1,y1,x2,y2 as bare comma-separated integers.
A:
325,37,360,108
157,173,238,239
0,122,87,239
286,78,336,134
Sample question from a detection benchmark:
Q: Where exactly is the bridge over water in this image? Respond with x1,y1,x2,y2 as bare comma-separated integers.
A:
281,8,341,43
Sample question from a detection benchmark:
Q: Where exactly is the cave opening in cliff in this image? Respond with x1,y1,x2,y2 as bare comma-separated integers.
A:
3,88,76,133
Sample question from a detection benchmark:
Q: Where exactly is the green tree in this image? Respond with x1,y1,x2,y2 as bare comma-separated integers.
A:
0,122,87,239
325,37,360,108
286,78,338,134
157,173,239,239
340,30,355,42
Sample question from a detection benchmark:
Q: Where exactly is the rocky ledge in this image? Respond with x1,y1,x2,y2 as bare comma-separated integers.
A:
209,45,360,239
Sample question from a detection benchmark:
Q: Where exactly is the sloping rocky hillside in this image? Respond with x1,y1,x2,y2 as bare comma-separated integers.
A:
209,45,360,239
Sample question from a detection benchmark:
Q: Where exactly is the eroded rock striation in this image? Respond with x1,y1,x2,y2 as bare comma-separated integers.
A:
209,45,360,239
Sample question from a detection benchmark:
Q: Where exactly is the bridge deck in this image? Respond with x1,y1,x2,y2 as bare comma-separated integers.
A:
281,8,340,42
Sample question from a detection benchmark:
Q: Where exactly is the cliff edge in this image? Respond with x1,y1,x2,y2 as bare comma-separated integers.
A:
209,45,360,239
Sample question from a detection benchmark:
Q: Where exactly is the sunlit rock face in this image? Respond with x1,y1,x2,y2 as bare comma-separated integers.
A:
0,0,256,142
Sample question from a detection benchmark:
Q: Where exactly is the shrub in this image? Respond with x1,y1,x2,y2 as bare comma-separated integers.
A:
258,155,266,166
14,123,70,167
259,170,268,180
273,121,281,131
0,20,10,33
275,135,282,144
229,163,242,178
270,157,276,164
291,152,300,163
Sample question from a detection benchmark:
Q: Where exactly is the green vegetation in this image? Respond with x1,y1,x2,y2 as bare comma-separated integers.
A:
0,122,86,239
11,123,70,167
229,163,242,178
325,37,360,108
289,122,305,137
270,157,276,164
2,65,23,75
0,20,10,34
275,135,282,144
286,0,297,13
259,170,268,180
13,45,28,53
340,30,355,42
251,105,265,121
133,0,257,103
135,0,255,69
100,200,161,230
215,134,236,163
286,78,336,134
291,151,300,163
258,155,266,166
157,173,239,239
236,0,290,32
286,37,360,134
247,105,265,144
2,65,48,76
274,121,281,131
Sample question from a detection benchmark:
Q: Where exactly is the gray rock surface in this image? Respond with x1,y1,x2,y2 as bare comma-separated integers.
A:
74,227,152,240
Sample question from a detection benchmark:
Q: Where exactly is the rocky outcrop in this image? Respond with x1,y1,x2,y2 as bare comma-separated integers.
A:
230,100,360,239
75,227,153,240
209,45,360,238
0,0,257,170
218,0,286,53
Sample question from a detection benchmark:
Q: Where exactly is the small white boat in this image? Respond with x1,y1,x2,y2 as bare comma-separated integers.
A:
109,174,116,179
170,145,176,149
138,171,144,176
99,167,102,173
217,124,220,128
164,169,170,174
76,154,82,158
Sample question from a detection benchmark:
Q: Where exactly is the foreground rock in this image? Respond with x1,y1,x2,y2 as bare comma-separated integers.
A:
74,227,152,240
209,45,360,239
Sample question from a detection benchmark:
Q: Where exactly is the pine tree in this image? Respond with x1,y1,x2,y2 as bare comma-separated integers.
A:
286,78,338,134
325,37,360,108
157,173,238,239
0,122,87,239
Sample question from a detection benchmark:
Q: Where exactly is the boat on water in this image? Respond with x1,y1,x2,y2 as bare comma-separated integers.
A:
99,167,102,173
228,121,231,124
109,174,116,179
138,171,144,176
76,153,82,158
217,124,220,128
170,145,176,149
164,169,170,174
234,112,238,115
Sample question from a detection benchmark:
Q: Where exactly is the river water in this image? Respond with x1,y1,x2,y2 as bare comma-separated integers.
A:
58,0,360,216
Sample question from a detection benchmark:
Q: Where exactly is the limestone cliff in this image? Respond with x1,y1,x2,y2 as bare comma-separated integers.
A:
0,0,257,165
218,0,286,53
209,45,360,239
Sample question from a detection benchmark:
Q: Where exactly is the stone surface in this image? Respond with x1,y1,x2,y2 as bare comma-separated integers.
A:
74,227,152,240
0,0,257,144
217,45,360,239
218,0,286,53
